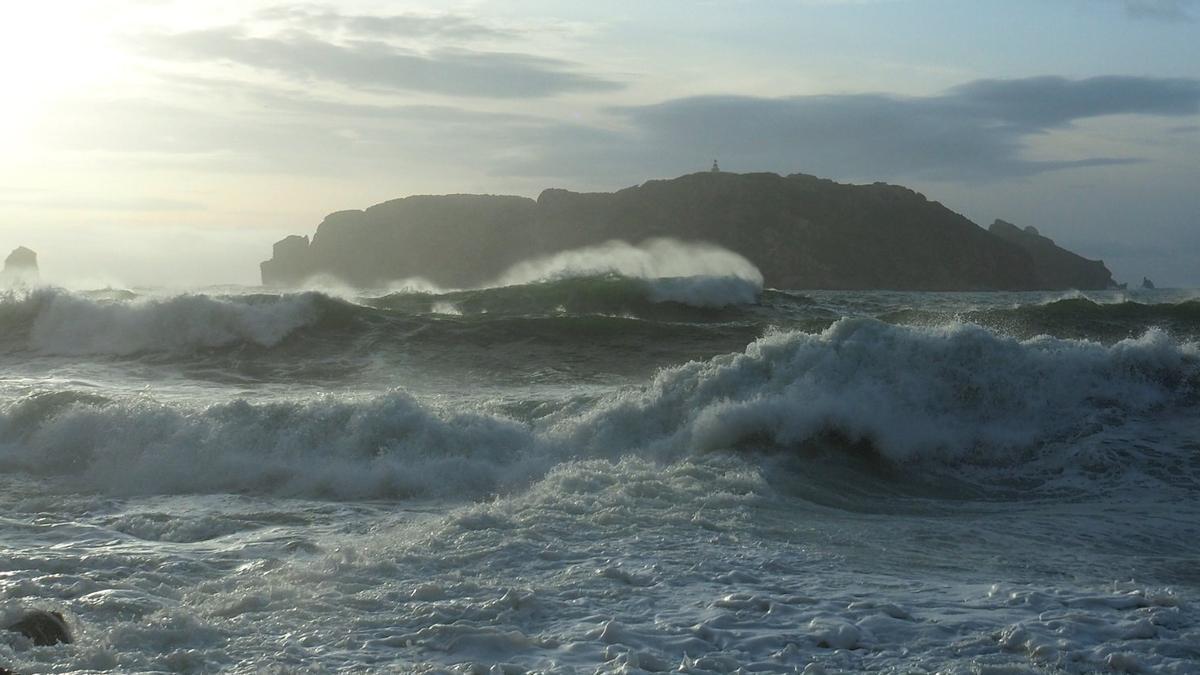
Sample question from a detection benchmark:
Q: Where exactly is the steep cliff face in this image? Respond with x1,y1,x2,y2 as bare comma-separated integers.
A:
261,172,1110,291
262,195,538,287
988,219,1115,290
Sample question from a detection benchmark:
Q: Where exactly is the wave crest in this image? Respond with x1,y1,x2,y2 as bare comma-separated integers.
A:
3,318,1196,499
3,288,329,356
555,319,1199,464
0,391,536,499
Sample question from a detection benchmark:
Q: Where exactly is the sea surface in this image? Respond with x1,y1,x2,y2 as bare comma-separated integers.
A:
1,268,1199,673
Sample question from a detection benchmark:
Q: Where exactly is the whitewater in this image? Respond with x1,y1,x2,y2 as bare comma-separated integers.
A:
2,265,1199,672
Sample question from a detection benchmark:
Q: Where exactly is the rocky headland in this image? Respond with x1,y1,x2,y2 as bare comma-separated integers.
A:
986,220,1115,291
261,171,1117,291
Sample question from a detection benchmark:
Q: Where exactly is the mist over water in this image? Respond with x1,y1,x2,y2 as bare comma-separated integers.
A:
1,245,1198,673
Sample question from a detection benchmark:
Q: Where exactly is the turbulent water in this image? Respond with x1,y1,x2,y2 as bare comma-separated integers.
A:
2,272,1199,673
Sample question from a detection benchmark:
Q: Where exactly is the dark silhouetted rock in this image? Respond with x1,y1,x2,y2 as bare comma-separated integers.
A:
5,609,71,646
261,172,1114,291
2,246,38,285
987,219,1116,290
259,235,311,287
262,196,538,287
1142,277,1156,289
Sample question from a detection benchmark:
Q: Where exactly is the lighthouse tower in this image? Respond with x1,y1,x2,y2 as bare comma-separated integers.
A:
710,159,720,173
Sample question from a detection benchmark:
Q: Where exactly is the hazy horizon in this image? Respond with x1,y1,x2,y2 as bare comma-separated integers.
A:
2,0,1199,286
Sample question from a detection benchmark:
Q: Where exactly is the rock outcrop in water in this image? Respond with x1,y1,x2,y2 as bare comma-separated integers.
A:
261,172,1116,290
2,246,38,285
987,220,1115,291
4,609,72,646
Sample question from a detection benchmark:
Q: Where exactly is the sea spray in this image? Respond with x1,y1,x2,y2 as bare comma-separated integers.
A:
492,238,764,306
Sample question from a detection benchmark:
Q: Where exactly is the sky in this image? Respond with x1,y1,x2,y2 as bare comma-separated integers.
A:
1,0,1198,287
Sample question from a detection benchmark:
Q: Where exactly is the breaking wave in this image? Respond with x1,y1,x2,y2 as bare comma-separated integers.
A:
555,319,1199,481
0,277,774,359
492,239,763,293
0,390,539,499
0,288,330,356
1,319,1196,500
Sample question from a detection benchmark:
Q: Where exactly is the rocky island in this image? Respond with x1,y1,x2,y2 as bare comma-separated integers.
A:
2,246,39,285
261,171,1116,291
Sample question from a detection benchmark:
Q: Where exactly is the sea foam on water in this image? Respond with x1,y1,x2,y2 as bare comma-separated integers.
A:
1,285,1198,673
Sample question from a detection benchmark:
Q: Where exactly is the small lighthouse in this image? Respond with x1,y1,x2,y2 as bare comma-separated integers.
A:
710,159,720,173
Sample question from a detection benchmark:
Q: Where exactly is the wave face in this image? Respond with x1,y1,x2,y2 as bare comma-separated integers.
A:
1,289,328,356
369,274,765,320
0,390,540,499
2,317,1195,500
0,281,808,397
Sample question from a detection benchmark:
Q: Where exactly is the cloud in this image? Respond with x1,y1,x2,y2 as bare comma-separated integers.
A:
255,5,516,40
508,75,1200,182
1121,0,1197,20
134,26,621,98
945,76,1200,131
42,75,1200,187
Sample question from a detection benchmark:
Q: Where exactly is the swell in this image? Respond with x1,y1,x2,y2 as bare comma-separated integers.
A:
884,297,1200,342
368,274,764,318
0,279,780,363
0,288,338,356
2,320,1197,501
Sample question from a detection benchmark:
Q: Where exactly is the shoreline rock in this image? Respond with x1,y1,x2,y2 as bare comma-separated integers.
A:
4,609,72,646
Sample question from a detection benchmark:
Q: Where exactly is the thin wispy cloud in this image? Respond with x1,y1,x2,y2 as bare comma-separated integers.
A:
44,75,1200,186
519,75,1200,182
255,5,517,40
1121,0,1197,20
947,76,1200,128
134,26,621,99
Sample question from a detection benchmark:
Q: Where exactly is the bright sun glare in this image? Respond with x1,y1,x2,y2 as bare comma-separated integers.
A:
0,4,123,154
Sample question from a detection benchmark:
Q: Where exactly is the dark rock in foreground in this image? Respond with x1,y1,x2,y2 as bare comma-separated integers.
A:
261,172,1116,291
5,609,72,646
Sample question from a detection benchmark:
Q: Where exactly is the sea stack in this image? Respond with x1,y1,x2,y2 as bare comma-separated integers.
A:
2,246,39,285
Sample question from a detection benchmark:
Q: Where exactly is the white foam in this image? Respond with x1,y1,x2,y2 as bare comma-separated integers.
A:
431,301,463,316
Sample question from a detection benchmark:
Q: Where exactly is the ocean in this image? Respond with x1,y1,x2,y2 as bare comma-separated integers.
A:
1,274,1198,673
